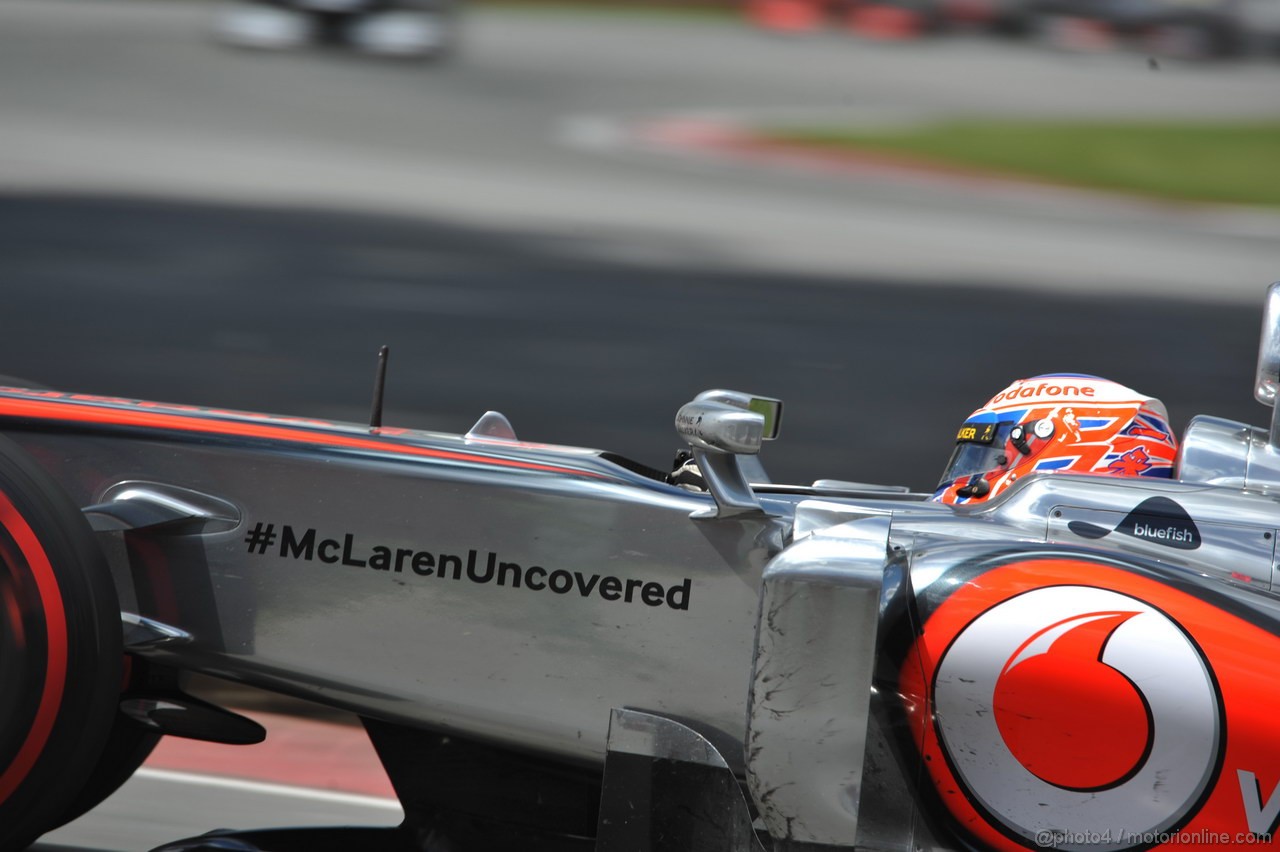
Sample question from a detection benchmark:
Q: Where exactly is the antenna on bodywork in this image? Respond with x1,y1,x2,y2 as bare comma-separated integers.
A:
370,345,389,431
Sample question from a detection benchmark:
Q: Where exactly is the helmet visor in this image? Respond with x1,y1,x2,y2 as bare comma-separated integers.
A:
938,421,1015,488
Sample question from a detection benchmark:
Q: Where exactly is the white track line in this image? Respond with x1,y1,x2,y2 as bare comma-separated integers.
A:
134,768,404,812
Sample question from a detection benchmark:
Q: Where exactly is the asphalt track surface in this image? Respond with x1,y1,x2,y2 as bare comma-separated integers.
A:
39,710,402,852
42,768,402,852
0,192,1268,490
2,1,1279,848
3,1,1278,297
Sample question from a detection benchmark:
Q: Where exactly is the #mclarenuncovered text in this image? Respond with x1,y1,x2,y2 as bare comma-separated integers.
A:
244,522,692,611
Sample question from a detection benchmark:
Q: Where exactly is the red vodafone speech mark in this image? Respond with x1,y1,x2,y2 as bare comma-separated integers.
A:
993,611,1151,791
897,557,1280,852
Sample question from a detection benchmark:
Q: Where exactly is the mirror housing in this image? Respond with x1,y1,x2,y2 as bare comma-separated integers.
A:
692,389,782,442
675,390,783,520
676,401,766,456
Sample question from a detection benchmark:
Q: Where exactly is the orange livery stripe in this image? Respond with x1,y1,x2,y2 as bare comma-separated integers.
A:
0,391,605,479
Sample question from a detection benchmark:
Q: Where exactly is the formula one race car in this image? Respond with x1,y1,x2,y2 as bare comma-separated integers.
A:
7,285,1280,852
215,0,458,58
1026,0,1255,57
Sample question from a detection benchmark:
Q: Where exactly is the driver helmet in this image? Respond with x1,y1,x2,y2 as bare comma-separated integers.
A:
934,374,1178,505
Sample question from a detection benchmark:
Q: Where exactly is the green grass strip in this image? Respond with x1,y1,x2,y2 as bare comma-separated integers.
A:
767,120,1280,207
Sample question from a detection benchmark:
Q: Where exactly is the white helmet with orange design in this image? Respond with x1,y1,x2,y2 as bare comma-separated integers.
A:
934,374,1178,505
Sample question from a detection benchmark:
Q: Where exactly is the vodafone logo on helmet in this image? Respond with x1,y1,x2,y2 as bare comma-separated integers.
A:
933,586,1221,852
983,377,1147,411
989,382,1097,406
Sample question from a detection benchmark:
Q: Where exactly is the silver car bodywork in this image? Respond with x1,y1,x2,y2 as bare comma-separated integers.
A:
10,284,1280,851
3,394,782,765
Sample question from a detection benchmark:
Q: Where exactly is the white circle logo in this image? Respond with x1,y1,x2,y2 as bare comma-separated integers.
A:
934,586,1221,851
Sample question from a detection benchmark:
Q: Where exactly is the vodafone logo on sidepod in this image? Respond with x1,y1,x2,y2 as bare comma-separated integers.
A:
931,585,1222,851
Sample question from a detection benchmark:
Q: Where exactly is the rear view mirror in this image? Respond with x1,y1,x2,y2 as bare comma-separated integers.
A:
692,390,783,442
675,390,783,520
676,400,766,456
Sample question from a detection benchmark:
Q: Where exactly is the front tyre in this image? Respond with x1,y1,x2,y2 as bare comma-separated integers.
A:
0,435,122,849
49,657,163,830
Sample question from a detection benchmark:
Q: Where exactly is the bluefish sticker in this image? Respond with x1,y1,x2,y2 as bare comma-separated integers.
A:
1068,497,1201,551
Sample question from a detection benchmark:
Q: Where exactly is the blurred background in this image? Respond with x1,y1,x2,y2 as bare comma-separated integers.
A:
1,0,1277,494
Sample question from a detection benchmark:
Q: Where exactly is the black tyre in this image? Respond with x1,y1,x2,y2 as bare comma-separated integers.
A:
0,435,121,850
50,656,162,829
50,720,160,830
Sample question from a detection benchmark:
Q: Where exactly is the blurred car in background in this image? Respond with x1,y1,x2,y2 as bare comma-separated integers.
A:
938,0,1036,34
1025,0,1270,58
753,0,1279,58
216,0,459,58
